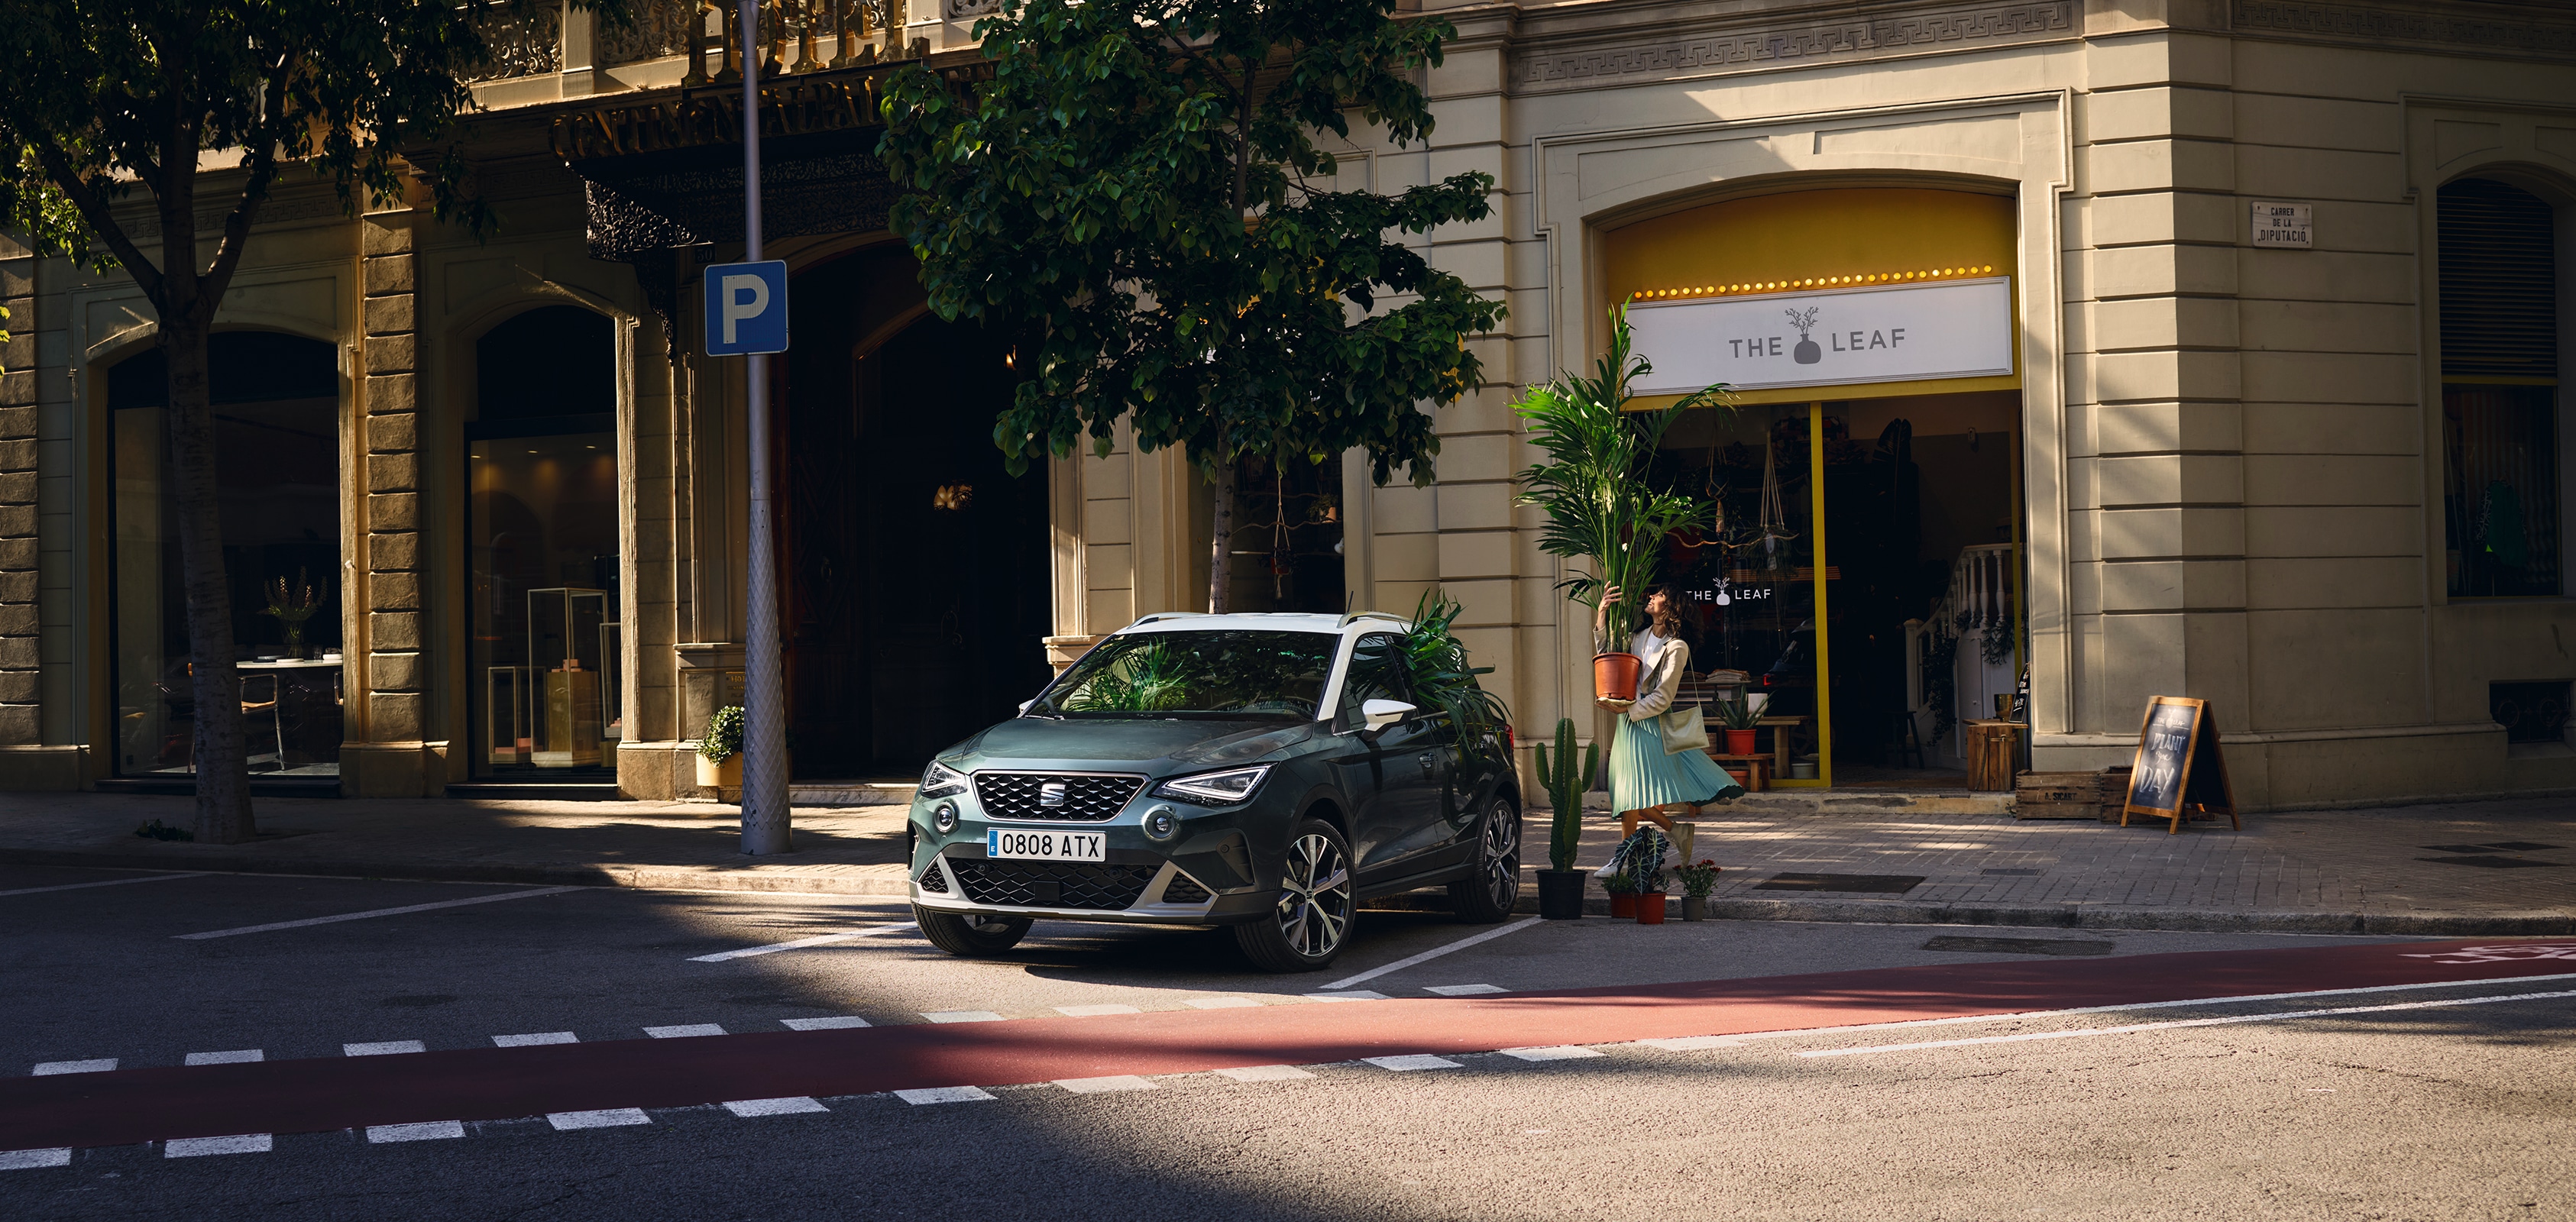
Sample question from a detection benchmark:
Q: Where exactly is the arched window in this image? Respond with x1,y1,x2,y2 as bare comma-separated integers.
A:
2439,177,2563,598
108,331,342,779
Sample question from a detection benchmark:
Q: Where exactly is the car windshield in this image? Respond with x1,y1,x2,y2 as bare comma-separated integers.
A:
1037,630,1338,720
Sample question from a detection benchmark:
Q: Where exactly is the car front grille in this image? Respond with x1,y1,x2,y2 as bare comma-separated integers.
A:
973,771,1145,823
949,859,1156,910
1159,874,1210,904
916,858,950,893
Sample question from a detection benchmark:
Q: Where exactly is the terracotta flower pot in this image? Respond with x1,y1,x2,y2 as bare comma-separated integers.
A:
1608,891,1637,919
1594,652,1642,703
1724,728,1759,756
695,752,741,789
1636,892,1667,924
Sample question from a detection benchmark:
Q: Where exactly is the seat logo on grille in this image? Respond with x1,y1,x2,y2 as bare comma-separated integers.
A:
1039,781,1068,807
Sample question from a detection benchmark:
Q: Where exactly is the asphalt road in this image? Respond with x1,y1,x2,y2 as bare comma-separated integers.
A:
3,862,2569,1220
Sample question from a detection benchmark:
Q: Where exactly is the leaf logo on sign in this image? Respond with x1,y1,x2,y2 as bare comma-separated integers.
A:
1785,307,1823,365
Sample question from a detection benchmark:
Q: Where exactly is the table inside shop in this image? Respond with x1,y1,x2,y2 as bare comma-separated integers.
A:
1710,753,1772,791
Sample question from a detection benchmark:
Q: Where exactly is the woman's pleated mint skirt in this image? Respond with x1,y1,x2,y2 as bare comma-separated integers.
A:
1608,713,1745,813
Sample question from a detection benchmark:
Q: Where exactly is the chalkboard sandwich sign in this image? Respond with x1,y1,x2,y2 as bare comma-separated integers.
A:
2120,697,2241,835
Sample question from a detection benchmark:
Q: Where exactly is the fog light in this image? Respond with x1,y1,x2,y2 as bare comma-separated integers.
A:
934,803,959,834
1144,805,1180,841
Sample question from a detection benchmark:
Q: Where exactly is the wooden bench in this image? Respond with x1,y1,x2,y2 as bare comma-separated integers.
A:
1710,753,1772,792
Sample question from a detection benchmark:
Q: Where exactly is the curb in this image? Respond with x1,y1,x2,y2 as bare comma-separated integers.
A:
0,848,912,897
1364,888,2576,936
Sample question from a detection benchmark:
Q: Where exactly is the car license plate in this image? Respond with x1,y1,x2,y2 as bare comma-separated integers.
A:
987,828,1107,862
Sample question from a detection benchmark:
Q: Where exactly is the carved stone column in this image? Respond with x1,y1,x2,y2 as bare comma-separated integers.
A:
341,199,437,797
0,236,40,763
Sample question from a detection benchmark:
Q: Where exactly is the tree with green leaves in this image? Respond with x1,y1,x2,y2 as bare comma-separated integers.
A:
0,0,623,842
877,0,1505,613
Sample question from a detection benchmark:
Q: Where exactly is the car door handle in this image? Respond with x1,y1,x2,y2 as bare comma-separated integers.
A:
1416,752,1437,777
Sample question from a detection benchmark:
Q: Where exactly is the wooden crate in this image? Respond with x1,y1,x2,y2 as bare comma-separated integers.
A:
2013,771,2106,820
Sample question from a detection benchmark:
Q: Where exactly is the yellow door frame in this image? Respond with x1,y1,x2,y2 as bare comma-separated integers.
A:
1770,401,1833,788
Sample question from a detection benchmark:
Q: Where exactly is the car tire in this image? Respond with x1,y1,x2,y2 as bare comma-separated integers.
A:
1448,797,1522,923
1235,816,1357,972
914,906,1033,957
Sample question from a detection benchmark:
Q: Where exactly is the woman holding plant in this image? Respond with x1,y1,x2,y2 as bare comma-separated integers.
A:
1596,582,1742,838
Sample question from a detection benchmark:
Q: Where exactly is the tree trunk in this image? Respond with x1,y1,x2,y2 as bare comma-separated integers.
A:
162,313,257,843
1207,454,1235,614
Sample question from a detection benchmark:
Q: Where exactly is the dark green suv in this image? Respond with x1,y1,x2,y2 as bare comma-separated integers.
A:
907,612,1521,971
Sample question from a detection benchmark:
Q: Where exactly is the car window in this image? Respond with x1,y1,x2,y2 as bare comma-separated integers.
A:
1037,630,1338,719
1338,632,1410,722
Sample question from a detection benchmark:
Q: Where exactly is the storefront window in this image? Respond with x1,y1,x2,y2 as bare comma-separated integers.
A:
2438,177,2561,599
467,306,620,781
108,333,343,777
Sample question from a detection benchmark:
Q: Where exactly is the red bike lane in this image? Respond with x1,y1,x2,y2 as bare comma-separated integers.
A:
7,937,2571,1152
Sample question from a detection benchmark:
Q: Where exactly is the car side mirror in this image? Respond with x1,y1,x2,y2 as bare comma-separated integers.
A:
1361,699,1416,732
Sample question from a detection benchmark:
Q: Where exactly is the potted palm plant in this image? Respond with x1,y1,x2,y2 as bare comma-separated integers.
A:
1714,698,1762,757
1513,306,1727,701
1532,716,1597,920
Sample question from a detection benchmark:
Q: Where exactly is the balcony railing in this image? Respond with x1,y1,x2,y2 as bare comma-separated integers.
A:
468,0,926,101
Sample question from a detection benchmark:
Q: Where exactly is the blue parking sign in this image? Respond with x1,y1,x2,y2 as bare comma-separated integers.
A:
704,260,789,355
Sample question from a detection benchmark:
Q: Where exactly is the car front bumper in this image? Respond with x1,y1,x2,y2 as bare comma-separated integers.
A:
908,790,1275,926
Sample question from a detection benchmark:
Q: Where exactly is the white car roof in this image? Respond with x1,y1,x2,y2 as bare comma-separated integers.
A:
1115,612,1406,636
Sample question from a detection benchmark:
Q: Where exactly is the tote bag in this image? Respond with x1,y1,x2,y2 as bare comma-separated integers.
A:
1662,703,1710,755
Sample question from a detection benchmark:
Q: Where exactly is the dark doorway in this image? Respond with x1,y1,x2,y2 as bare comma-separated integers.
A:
781,247,1054,778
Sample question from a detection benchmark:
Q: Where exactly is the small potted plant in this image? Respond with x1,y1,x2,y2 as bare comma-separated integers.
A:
1601,871,1636,920
1532,717,1597,920
1714,698,1762,758
1633,866,1668,925
1675,858,1721,920
696,705,745,789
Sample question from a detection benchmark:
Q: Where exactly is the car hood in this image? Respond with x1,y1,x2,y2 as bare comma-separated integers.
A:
959,717,1322,773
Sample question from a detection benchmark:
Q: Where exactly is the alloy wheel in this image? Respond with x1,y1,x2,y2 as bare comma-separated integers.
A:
1481,804,1520,910
1274,832,1353,959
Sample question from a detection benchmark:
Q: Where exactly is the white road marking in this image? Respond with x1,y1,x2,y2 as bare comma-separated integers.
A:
493,1032,578,1048
644,1024,727,1039
366,1121,465,1143
1641,971,2576,1051
1424,984,1507,997
1798,988,2576,1059
1304,990,1389,1002
32,1059,115,1075
1214,1065,1313,1082
1364,1054,1462,1072
782,1017,871,1031
1501,1046,1607,1062
0,872,205,898
1322,916,1543,991
547,1109,651,1130
175,886,583,939
165,1134,270,1158
923,1010,1004,1023
687,922,920,962
344,1041,425,1057
895,1086,994,1104
1183,997,1262,1010
723,1097,829,1117
1055,1004,1141,1017
185,1050,263,1066
0,1149,70,1170
1055,1075,1157,1093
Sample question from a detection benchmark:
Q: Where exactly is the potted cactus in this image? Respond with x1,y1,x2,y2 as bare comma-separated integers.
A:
1714,698,1762,757
1532,717,1597,920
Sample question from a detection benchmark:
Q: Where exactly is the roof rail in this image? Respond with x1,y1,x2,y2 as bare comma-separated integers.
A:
1129,612,1210,627
1337,610,1410,629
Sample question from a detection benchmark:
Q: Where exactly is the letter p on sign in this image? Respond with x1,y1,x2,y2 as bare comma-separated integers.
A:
703,260,788,355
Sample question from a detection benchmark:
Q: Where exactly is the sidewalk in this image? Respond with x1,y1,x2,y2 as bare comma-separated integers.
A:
0,790,2568,934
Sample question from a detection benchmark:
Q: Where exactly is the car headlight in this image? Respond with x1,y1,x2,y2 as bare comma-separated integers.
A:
920,759,969,800
1151,765,1270,807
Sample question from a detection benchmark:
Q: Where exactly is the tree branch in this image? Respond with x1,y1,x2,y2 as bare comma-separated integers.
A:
200,53,298,312
27,141,163,307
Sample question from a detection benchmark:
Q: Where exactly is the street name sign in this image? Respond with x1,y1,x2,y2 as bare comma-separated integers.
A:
704,260,790,355
2249,201,2313,250
1625,276,2015,394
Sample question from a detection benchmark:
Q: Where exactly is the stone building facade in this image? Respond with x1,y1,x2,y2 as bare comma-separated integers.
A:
3,0,2572,811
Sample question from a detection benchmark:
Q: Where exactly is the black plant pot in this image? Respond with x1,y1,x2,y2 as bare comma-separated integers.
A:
1537,869,1587,920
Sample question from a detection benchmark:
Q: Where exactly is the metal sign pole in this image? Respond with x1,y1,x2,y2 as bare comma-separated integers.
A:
739,1,790,854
